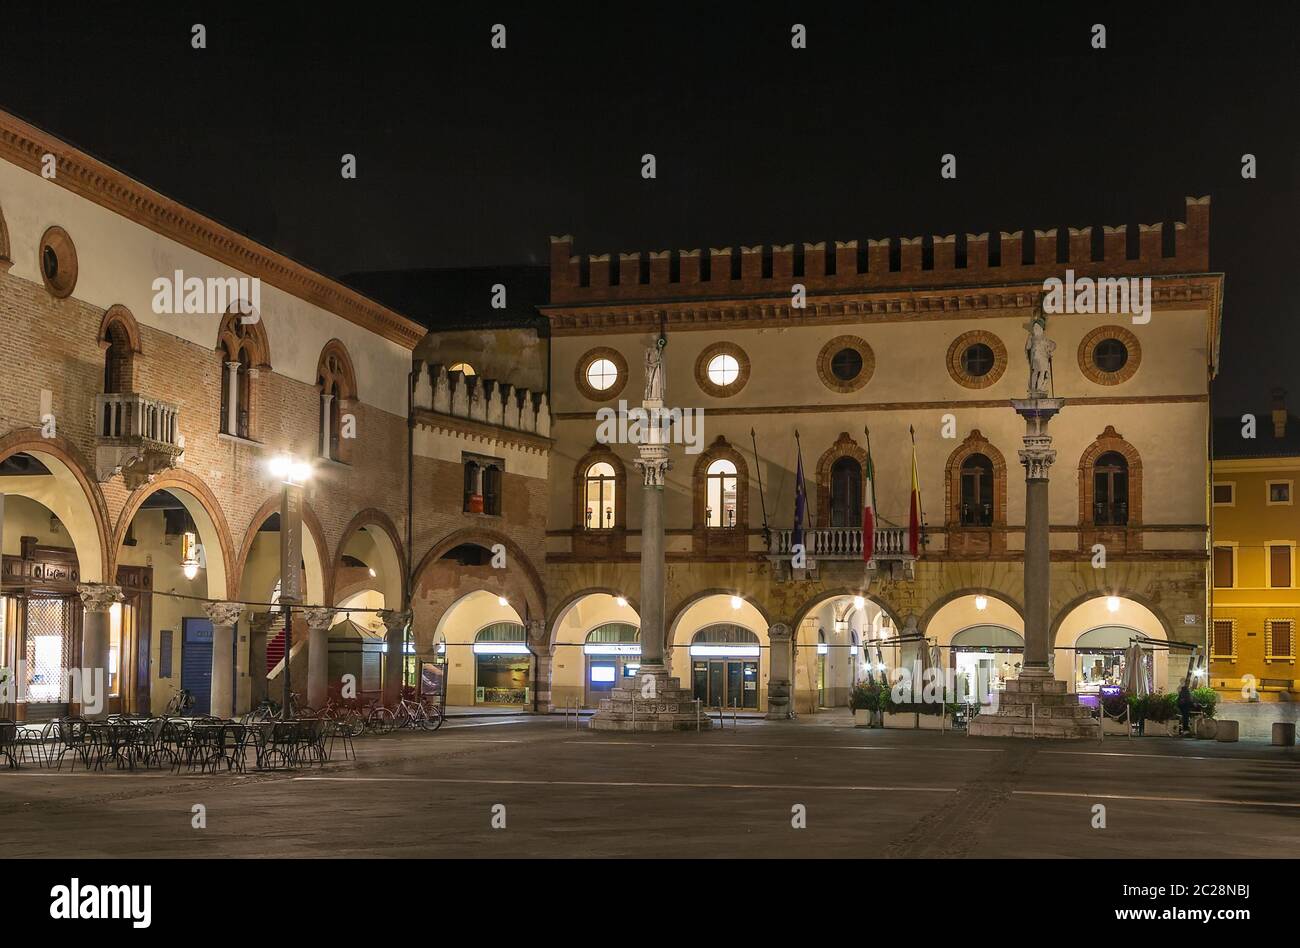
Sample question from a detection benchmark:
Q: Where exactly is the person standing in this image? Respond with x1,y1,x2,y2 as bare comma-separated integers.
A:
1177,683,1194,736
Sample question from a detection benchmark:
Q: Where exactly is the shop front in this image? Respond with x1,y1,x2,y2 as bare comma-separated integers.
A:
583,622,639,707
949,625,1024,704
690,624,760,710
1071,626,1152,694
473,622,530,706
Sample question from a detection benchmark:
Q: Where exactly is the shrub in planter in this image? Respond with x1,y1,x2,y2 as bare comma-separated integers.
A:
1191,686,1218,719
1142,692,1178,723
1101,689,1130,720
849,681,886,713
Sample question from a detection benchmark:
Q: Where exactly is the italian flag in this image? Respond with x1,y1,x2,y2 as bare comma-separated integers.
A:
862,447,875,562
908,436,922,556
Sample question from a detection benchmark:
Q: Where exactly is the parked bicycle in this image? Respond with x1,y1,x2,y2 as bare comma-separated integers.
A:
163,689,195,716
316,696,365,736
366,696,443,734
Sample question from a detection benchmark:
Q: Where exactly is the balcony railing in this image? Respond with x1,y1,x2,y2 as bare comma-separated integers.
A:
769,525,912,561
1093,501,1129,526
95,393,184,488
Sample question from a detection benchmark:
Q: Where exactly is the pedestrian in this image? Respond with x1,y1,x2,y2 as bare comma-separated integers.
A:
1177,683,1194,736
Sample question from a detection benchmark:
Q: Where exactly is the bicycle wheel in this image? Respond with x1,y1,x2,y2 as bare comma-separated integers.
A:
346,713,366,737
420,704,444,731
367,707,395,735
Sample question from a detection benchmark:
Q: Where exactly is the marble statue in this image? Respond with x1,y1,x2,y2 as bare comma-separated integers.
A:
1025,300,1055,397
644,340,665,403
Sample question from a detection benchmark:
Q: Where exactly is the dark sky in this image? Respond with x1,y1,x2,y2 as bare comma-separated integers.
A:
2,1,1297,417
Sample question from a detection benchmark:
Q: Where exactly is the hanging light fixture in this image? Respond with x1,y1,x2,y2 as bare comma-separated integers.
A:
975,595,988,611
730,595,743,610
853,595,865,610
1107,595,1121,613
181,529,201,581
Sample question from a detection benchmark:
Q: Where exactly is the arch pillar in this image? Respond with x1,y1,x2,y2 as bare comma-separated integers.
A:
303,607,338,710
78,583,125,719
766,622,794,720
204,601,244,718
378,609,411,706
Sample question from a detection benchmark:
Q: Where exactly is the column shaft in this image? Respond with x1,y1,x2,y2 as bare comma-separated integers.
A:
1022,477,1051,674
639,479,665,667
211,622,234,716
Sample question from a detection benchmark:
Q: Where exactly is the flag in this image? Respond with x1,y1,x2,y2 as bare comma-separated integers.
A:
908,430,922,556
792,441,808,550
862,437,876,562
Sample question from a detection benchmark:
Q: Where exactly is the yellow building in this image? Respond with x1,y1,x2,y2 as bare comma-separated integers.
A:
1211,389,1300,700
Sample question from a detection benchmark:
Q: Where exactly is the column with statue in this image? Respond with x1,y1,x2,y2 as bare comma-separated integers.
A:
969,299,1095,738
591,337,709,731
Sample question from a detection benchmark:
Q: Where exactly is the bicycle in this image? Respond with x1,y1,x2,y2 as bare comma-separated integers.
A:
317,696,365,737
163,689,195,716
366,696,443,733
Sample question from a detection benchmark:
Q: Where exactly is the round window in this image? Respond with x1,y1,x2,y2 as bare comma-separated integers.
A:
38,226,78,299
42,245,59,281
962,343,995,378
706,353,739,387
1092,338,1128,373
830,347,863,381
585,358,619,392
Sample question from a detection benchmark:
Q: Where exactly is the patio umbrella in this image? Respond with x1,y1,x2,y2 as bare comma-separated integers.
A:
1122,643,1149,697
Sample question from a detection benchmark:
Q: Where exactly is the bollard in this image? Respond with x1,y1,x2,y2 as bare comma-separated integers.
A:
1272,721,1295,746
1030,701,1036,738
695,698,701,732
1214,719,1239,742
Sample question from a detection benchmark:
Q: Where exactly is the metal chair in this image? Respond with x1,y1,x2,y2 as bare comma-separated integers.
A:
0,721,19,769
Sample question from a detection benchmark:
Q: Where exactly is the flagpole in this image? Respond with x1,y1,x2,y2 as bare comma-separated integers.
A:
909,424,926,551
864,426,879,515
750,427,770,549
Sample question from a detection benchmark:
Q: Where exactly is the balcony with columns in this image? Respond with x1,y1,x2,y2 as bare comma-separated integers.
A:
94,393,185,489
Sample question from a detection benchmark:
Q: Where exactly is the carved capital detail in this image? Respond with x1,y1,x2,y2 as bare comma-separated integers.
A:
77,583,125,613
203,601,245,627
377,609,412,633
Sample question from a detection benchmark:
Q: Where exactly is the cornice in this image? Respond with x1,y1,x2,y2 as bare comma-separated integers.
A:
413,407,553,454
0,109,425,350
540,274,1224,337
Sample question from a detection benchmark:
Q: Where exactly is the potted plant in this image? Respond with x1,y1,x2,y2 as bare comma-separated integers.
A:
1191,686,1219,738
849,681,886,727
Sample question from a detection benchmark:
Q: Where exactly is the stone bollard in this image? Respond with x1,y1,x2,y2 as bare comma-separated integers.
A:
1272,722,1296,746
1194,717,1218,740
1214,720,1240,742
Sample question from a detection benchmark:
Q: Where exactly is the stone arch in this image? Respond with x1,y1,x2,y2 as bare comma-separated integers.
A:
217,308,271,369
1050,589,1174,645
233,494,330,605
98,304,142,354
316,339,358,401
546,587,642,648
572,442,628,532
814,432,867,528
98,305,142,394
113,470,237,600
413,528,545,622
944,429,1008,554
666,588,775,650
0,429,111,581
920,586,1024,631
331,507,406,609
1078,425,1143,548
789,586,905,635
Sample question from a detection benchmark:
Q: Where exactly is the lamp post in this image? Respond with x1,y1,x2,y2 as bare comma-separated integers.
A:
269,454,312,719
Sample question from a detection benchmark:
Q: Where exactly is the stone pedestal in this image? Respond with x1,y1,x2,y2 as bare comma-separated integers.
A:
765,623,794,719
590,663,707,731
968,677,1097,739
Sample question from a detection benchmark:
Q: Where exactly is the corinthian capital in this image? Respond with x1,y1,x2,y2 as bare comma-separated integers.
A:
303,607,339,632
77,583,125,613
203,600,245,627
377,609,412,633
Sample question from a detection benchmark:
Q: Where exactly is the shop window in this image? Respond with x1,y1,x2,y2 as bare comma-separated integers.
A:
473,623,530,706
959,454,994,526
1211,620,1234,659
1267,620,1294,660
584,461,617,529
1091,452,1129,526
706,458,738,527
1268,545,1293,588
1212,546,1235,588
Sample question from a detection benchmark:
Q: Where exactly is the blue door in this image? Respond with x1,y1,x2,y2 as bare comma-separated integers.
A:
181,618,213,715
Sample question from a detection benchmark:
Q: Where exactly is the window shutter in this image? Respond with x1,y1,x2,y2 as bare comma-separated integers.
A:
1270,546,1292,588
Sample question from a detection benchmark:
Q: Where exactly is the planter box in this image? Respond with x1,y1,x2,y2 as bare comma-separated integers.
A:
1214,720,1239,742
1272,722,1296,746
916,712,946,730
883,711,917,729
1102,717,1129,736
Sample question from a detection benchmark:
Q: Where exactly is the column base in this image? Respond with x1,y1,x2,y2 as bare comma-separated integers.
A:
967,676,1098,740
589,665,711,732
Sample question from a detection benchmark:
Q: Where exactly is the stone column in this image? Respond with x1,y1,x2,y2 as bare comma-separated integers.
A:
77,583,124,719
526,618,550,712
203,601,244,718
378,609,411,706
304,607,337,710
765,622,793,719
635,442,670,671
319,393,334,459
1012,398,1063,678
225,361,241,434
248,612,274,708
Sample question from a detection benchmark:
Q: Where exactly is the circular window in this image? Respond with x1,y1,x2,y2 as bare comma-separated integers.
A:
1078,326,1141,385
38,226,78,299
575,347,628,401
831,348,863,381
946,331,1007,389
695,343,749,397
816,335,874,393
1092,338,1128,373
962,343,995,378
707,353,739,387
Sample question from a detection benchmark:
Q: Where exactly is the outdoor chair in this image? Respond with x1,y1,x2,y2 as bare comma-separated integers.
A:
53,717,96,772
327,718,356,762
14,720,56,767
0,721,19,769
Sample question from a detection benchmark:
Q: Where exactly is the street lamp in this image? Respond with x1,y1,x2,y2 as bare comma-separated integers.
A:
269,453,312,718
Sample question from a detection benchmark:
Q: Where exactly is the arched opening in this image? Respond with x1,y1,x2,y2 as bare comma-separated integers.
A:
793,593,893,712
667,594,770,712
1053,596,1172,695
217,310,270,441
0,447,108,720
584,461,616,530
1091,451,1129,526
705,458,738,528
429,591,526,707
925,592,1025,705
959,454,994,526
548,591,640,709
102,321,134,395
316,340,358,463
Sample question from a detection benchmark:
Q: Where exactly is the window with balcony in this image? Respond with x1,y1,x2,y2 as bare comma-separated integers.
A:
959,454,994,526
829,457,862,528
584,461,617,530
1092,451,1129,526
706,458,738,528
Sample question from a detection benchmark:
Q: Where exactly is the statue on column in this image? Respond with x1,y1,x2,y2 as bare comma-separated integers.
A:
644,336,666,403
1025,295,1055,397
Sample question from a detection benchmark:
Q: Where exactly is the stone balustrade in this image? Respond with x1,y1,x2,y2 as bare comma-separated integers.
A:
413,361,550,438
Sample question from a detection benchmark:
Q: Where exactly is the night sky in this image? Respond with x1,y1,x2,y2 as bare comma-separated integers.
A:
2,1,1296,417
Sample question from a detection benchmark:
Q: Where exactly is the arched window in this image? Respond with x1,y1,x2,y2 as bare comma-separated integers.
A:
102,321,133,394
960,454,994,526
316,341,358,462
1092,451,1129,526
217,311,269,441
706,458,738,527
585,461,616,530
830,456,862,528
